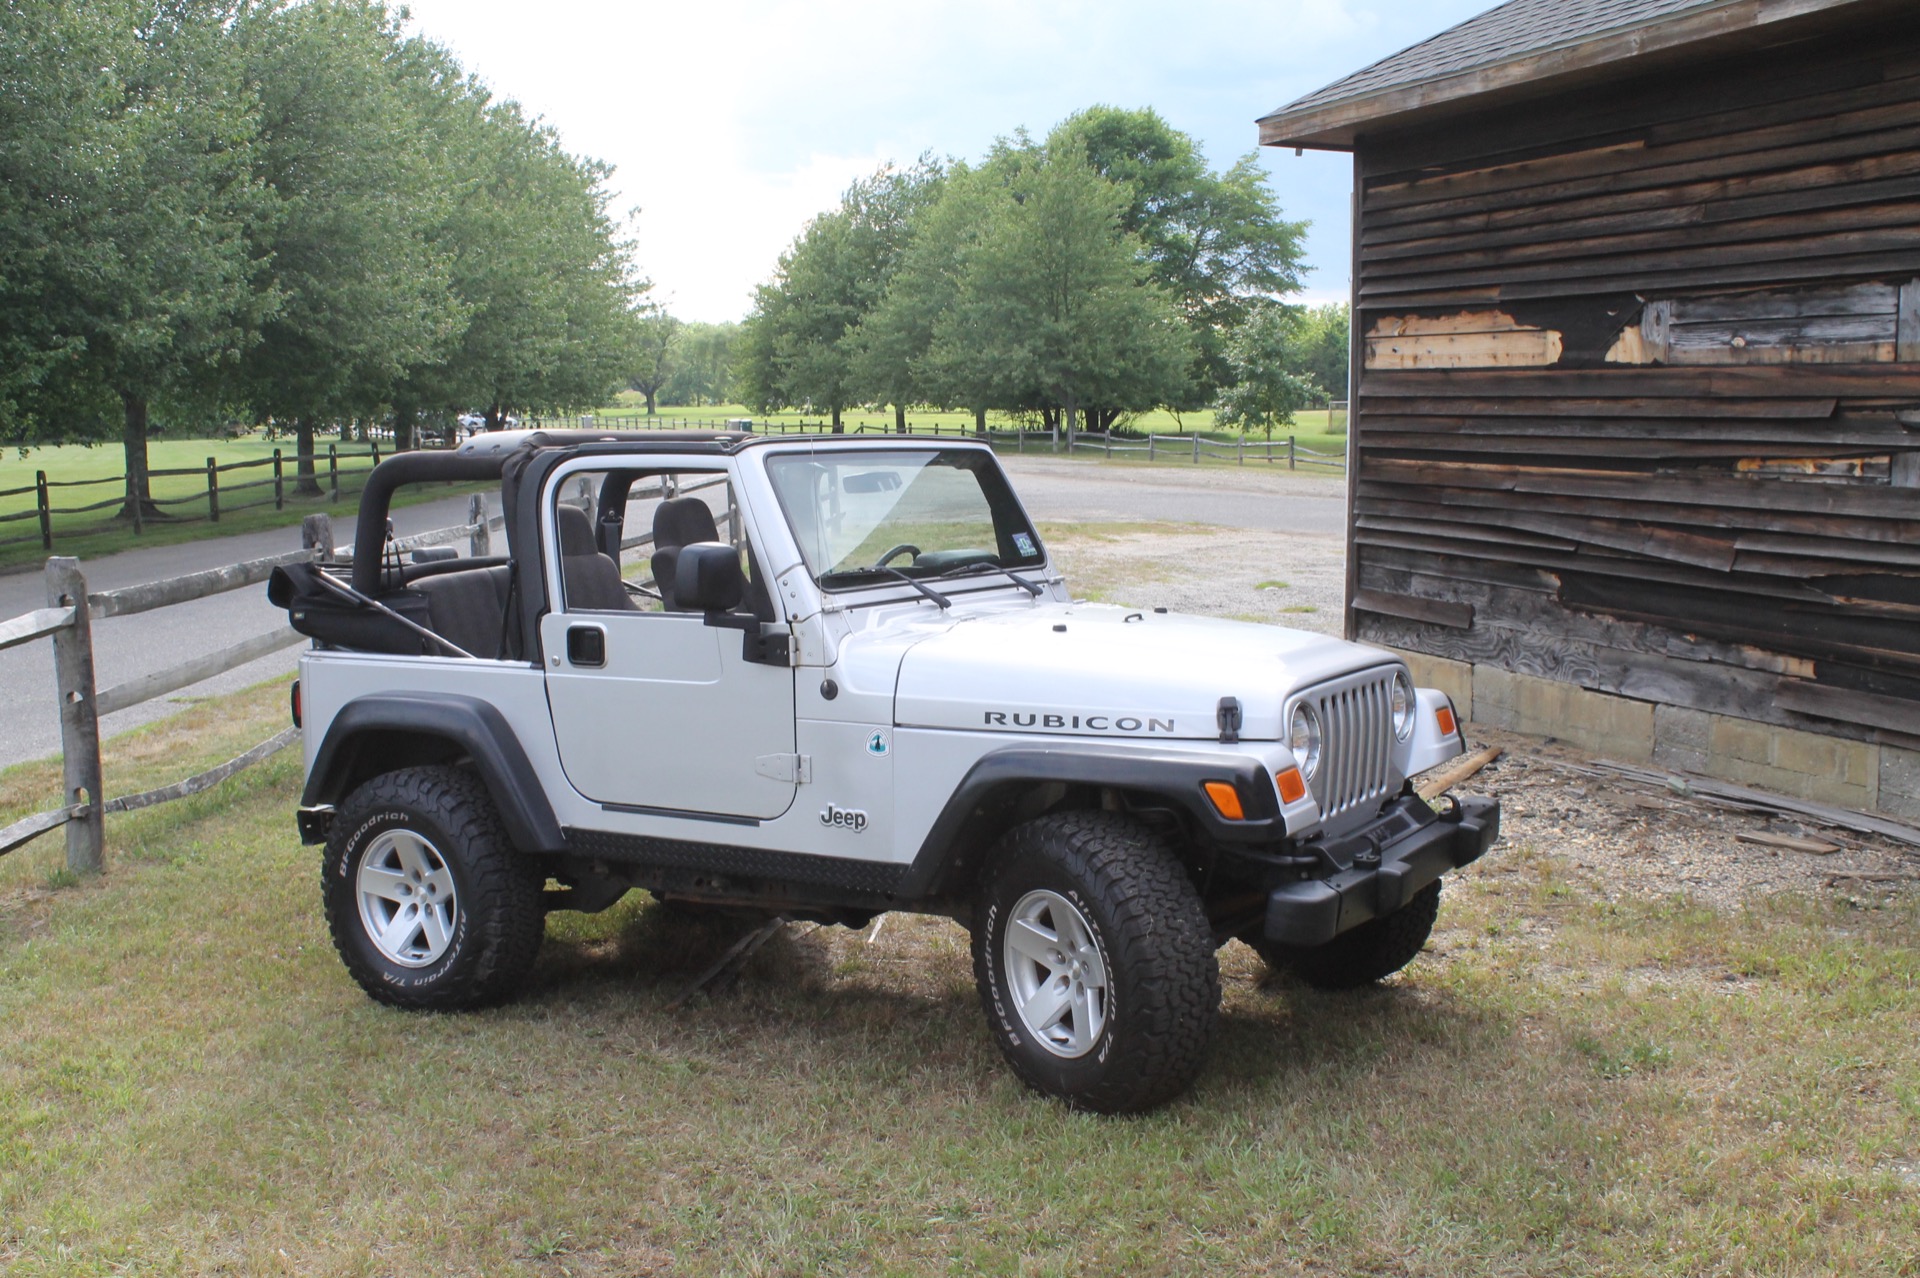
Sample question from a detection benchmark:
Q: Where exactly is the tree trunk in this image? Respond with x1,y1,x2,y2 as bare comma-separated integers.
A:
486,403,505,431
294,417,321,496
644,388,658,415
1064,398,1078,449
393,402,415,453
974,406,987,439
894,403,907,435
831,404,844,434
117,391,159,520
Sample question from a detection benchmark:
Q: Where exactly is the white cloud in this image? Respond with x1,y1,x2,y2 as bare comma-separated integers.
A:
400,0,1487,321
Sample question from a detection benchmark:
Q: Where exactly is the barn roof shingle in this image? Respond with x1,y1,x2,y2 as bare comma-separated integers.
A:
1258,0,1886,150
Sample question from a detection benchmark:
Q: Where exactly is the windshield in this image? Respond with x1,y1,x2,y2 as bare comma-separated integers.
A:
765,449,1045,588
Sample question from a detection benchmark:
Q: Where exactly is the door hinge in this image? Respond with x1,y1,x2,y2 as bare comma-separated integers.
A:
755,753,812,784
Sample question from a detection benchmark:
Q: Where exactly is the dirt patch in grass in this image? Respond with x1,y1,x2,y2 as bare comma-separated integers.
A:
3,529,1919,1275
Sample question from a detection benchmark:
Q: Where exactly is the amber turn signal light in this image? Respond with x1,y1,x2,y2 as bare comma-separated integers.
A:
1203,781,1245,821
1275,768,1308,804
1436,704,1457,737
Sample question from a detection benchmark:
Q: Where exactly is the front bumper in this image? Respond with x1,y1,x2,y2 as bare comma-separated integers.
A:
1263,794,1498,947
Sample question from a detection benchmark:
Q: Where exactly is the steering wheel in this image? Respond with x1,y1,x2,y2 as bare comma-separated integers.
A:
873,543,921,568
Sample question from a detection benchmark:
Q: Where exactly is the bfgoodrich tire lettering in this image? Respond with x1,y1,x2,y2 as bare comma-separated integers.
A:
323,766,543,1010
973,811,1219,1113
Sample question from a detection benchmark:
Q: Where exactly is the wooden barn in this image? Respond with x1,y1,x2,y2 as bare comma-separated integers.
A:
1258,0,1920,817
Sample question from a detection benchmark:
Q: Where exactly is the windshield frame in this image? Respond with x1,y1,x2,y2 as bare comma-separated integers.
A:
762,445,1047,597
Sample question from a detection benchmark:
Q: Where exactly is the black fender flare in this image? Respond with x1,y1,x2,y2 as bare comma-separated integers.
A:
301,692,565,854
895,743,1286,899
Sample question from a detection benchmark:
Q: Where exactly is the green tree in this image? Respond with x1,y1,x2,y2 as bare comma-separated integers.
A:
738,161,939,432
625,309,682,415
234,0,460,492
663,321,739,406
1294,302,1352,401
0,0,269,515
1048,107,1307,424
928,147,1191,443
1214,304,1320,440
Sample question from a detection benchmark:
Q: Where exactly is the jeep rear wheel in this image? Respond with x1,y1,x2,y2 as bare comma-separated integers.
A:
1252,880,1442,991
973,811,1219,1113
323,767,544,1011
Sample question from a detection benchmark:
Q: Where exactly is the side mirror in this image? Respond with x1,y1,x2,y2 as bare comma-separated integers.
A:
672,542,746,615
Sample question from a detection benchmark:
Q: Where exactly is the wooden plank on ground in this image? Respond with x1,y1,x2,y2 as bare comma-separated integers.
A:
1416,746,1504,801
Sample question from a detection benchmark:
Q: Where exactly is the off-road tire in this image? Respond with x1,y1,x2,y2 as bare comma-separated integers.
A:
323,766,544,1011
1253,880,1441,991
973,811,1219,1113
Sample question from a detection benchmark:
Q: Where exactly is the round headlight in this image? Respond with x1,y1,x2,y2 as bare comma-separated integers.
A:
1288,703,1323,780
1391,671,1416,741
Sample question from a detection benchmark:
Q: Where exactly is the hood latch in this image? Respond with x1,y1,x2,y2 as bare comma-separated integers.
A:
1217,697,1242,744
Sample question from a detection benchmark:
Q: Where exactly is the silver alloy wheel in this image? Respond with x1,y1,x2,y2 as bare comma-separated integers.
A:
1003,888,1109,1059
356,830,459,968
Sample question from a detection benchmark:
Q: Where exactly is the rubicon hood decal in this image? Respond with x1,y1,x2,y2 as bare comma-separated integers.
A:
889,604,1391,741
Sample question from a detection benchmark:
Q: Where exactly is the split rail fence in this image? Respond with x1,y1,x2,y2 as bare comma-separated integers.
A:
0,494,503,875
528,416,1348,472
0,443,386,554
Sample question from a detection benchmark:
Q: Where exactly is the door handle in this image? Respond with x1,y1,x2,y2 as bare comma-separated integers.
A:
566,625,606,668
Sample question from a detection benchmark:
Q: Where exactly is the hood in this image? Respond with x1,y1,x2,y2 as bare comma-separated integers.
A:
891,603,1395,741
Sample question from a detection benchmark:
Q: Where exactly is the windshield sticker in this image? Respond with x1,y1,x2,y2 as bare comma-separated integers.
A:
866,730,890,757
1012,532,1036,557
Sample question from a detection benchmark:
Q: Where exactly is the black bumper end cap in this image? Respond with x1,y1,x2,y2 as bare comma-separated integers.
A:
296,805,334,845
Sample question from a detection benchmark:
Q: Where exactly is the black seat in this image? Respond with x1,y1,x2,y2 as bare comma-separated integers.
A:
413,564,511,657
651,497,721,611
558,505,637,612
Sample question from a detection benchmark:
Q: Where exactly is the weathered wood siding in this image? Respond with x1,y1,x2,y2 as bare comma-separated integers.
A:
1349,20,1920,749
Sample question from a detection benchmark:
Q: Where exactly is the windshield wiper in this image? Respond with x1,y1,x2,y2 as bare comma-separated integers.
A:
932,560,1044,597
823,565,951,610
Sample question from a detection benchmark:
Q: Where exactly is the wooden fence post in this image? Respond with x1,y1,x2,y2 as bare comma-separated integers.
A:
1147,434,1155,461
302,513,334,559
1288,436,1296,470
273,449,284,511
36,470,51,550
46,557,104,876
1192,434,1200,464
1237,437,1245,467
468,494,491,557
206,457,220,522
328,444,339,502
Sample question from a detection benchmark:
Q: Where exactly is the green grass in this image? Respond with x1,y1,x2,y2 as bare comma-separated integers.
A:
2,675,1918,1273
0,436,484,571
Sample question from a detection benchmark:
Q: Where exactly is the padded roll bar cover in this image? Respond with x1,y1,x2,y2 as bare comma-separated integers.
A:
301,692,565,853
351,451,510,597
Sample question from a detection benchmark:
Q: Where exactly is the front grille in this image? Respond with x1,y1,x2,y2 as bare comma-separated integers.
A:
1299,669,1396,824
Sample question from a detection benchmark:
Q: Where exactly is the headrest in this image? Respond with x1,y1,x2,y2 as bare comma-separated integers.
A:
653,496,718,548
557,504,598,557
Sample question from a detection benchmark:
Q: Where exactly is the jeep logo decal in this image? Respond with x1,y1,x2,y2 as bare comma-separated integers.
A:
820,804,869,832
983,711,1175,734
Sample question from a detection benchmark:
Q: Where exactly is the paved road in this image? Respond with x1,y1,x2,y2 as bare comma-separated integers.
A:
0,457,1346,770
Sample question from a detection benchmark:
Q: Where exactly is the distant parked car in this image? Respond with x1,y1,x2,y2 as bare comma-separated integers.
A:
457,412,485,433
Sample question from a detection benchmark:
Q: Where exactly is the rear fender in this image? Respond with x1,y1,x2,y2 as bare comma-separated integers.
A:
300,692,563,854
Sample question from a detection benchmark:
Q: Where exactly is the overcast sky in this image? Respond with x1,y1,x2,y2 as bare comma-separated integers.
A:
398,0,1493,323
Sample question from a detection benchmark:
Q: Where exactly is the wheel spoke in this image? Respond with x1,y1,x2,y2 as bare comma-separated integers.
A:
377,904,423,958
1006,918,1061,967
391,833,435,878
1069,984,1103,1052
358,864,411,902
1021,978,1072,1034
1054,907,1092,956
420,902,452,955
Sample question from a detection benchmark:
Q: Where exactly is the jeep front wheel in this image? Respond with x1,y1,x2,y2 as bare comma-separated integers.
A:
972,811,1219,1113
323,767,544,1011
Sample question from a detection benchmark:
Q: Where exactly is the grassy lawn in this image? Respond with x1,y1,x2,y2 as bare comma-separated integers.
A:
0,437,480,572
3,679,1917,1268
